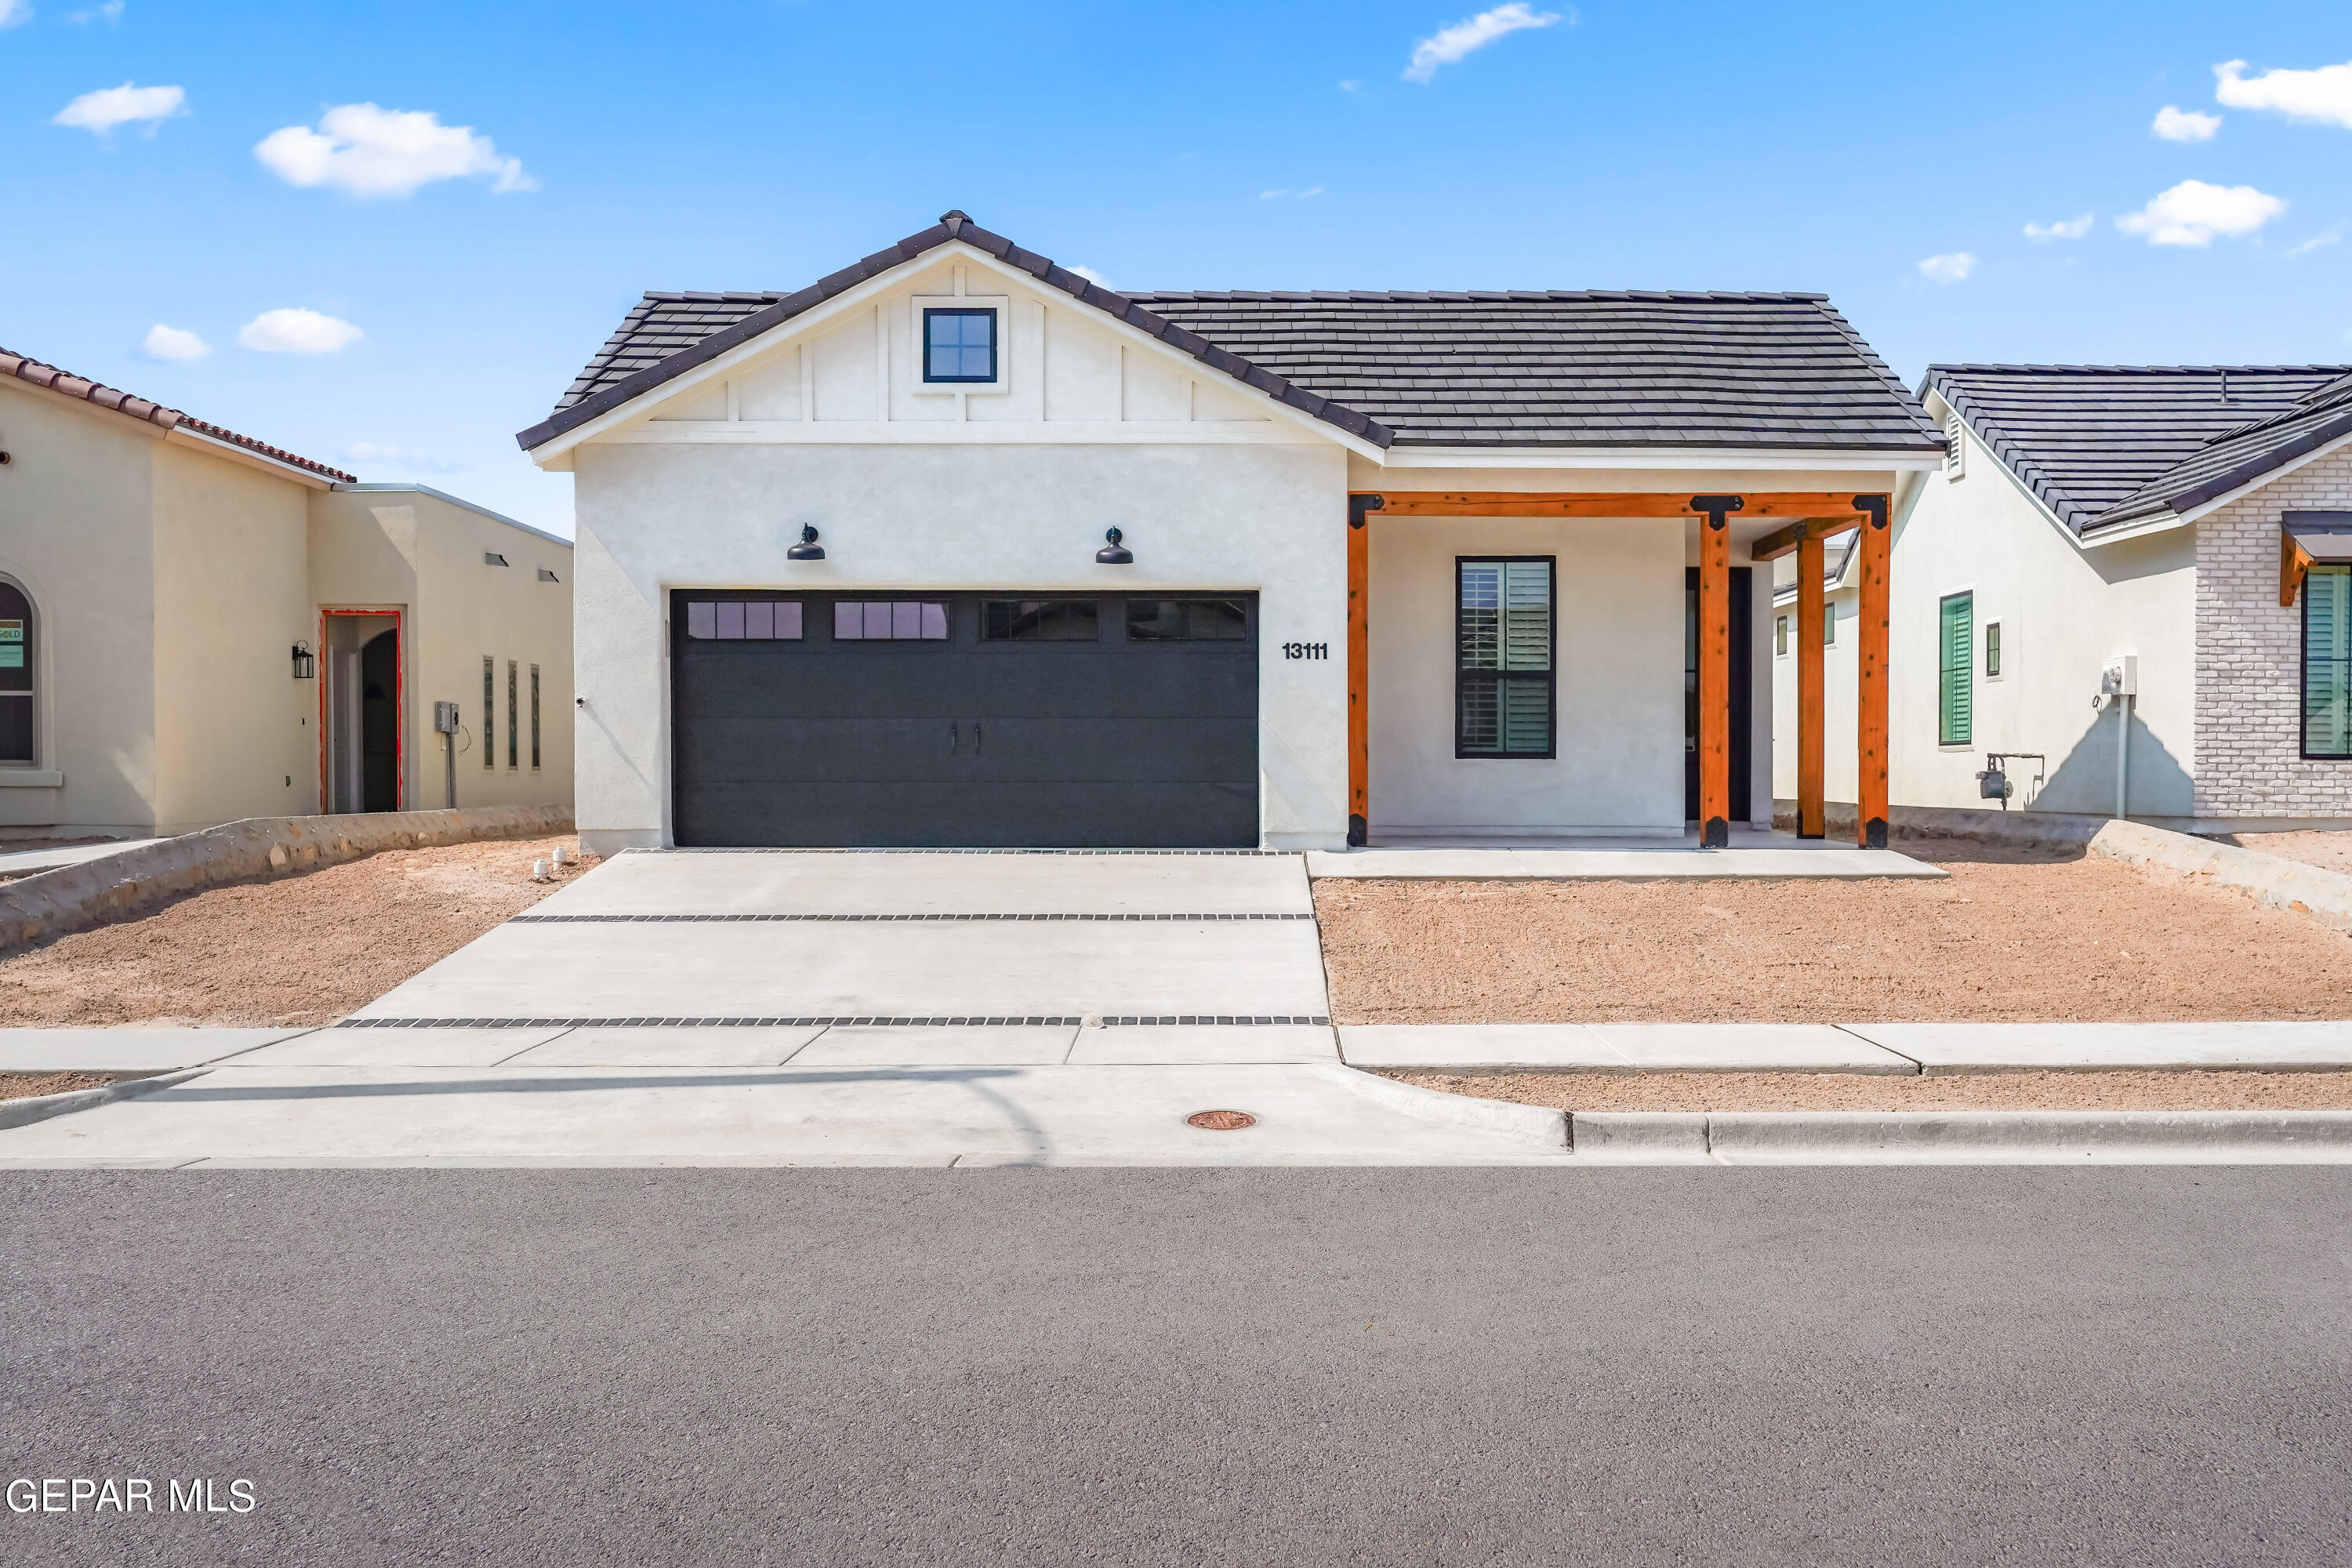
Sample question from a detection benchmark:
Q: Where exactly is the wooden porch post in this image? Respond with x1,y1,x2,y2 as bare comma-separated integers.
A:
1855,494,1891,849
1347,495,1379,847
1693,496,1741,848
1796,524,1826,839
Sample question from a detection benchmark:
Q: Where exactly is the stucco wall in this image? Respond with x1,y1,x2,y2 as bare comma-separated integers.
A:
1368,514,1683,835
1769,571,1862,808
0,380,161,833
570,439,1350,851
2194,439,2352,821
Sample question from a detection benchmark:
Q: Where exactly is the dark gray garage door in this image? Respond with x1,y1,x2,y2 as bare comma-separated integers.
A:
671,592,1259,848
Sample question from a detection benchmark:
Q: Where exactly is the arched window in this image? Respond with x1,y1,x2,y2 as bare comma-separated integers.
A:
0,579,31,765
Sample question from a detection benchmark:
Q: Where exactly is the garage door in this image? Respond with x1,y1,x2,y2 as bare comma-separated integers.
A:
671,592,1259,848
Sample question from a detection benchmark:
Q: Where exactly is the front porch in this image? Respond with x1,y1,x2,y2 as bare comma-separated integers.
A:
1307,826,1943,881
1345,488,1893,855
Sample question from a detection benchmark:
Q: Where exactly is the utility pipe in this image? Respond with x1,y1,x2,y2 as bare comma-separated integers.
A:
2114,694,2131,820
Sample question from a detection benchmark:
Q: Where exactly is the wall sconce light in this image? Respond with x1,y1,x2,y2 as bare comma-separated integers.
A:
787,524,825,561
291,640,317,680
1096,527,1134,564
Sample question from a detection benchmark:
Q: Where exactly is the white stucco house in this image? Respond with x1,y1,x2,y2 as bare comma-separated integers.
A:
1772,361,2352,831
0,345,575,839
521,211,1946,855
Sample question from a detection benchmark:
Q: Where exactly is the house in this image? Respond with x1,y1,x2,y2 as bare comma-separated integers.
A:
519,210,1945,855
0,345,574,840
1772,361,2352,832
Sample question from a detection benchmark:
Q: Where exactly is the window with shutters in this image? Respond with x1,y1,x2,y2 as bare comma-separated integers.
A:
1457,558,1554,759
2304,566,2352,759
1938,591,1973,746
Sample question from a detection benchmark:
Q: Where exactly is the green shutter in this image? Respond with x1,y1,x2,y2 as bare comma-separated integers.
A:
1938,593,1973,746
2307,568,2352,757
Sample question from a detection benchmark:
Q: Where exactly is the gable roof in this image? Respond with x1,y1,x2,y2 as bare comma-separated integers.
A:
519,210,1944,460
0,344,357,484
1925,363,2352,536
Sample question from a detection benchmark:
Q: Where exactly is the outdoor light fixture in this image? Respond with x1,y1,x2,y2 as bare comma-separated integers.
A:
787,524,825,561
291,640,317,680
1096,527,1133,564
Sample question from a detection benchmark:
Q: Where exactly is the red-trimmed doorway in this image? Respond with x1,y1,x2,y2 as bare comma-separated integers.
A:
318,608,403,813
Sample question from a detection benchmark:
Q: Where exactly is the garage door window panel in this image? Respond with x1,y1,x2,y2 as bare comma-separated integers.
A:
833,601,949,641
684,599,803,641
1127,600,1250,641
982,601,1100,641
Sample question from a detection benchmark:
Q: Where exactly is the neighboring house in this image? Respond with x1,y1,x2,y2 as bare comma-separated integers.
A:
1774,362,2352,830
521,210,1944,854
0,346,575,839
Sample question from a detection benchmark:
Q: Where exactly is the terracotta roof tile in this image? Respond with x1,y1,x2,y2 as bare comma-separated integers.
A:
0,344,355,483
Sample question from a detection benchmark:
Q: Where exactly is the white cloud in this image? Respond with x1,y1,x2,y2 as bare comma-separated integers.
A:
237,308,363,354
2152,104,2221,142
140,324,208,361
1068,264,1113,289
1260,188,1287,200
2215,58,2352,130
2023,212,2093,241
2116,179,2286,246
1918,252,1976,285
1259,187,1324,201
1339,79,1362,93
2287,223,2344,258
1403,2,1562,83
52,82,187,134
0,0,30,27
254,103,534,198
66,1,125,21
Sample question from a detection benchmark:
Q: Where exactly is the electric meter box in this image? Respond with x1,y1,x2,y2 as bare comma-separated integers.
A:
433,701,461,734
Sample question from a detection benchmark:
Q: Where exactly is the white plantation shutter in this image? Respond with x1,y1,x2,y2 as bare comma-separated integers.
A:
1458,558,1553,757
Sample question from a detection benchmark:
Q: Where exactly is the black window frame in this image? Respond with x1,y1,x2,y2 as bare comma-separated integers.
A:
1124,599,1251,643
2303,564,2352,760
921,307,998,384
981,600,1102,642
0,575,35,767
1455,555,1557,761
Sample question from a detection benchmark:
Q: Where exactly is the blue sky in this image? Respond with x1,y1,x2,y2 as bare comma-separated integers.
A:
6,1,2349,535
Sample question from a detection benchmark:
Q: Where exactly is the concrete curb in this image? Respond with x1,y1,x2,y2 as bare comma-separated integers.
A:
2088,819,2352,937
0,1069,208,1133
1566,1108,2352,1163
0,805,572,953
1324,1066,1569,1150
1773,800,2109,849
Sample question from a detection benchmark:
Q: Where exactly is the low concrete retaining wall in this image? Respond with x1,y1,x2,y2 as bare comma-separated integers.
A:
2088,818,2352,937
0,804,572,953
0,1069,205,1132
1772,800,2108,849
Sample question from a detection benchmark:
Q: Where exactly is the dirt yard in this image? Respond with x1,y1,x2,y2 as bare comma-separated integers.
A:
1393,1069,2352,1112
0,1070,116,1102
1314,837,2352,1025
0,834,590,1028
2223,829,2352,877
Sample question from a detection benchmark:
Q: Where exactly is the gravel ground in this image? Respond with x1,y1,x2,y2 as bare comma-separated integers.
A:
0,1070,115,1102
2221,829,2352,877
1314,836,2352,1025
1394,1069,2352,1112
0,835,590,1028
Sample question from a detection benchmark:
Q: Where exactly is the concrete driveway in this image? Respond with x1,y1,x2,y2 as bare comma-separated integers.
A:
0,851,1570,1166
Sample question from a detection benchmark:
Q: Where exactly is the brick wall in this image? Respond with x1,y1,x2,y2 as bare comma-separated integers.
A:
2194,441,2352,818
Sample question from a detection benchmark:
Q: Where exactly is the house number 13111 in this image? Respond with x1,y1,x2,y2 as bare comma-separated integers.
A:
1283,641,1329,661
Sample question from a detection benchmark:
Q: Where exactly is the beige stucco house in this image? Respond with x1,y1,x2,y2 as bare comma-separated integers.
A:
1773,362,2352,831
0,345,574,839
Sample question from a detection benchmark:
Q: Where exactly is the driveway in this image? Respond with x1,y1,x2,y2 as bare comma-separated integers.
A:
0,852,1566,1166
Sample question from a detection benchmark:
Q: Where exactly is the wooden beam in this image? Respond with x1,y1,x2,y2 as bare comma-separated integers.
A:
1797,526,1827,840
1699,511,1733,847
2283,529,2315,608
1346,507,1370,846
1348,491,1878,520
1855,496,1891,849
1750,514,1861,562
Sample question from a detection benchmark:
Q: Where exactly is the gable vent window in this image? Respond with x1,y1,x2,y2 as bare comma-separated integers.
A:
1944,413,1965,481
923,308,997,383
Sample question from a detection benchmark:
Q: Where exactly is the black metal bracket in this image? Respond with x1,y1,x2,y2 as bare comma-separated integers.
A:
1347,813,1367,848
1348,494,1384,530
1852,493,1889,529
1690,495,1744,531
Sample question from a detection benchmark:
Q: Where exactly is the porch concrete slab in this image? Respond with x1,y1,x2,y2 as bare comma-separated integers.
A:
353,919,1331,1022
1340,1024,1619,1073
1844,1022,2352,1074
502,1026,826,1068
539,850,1313,916
1591,1024,1916,1074
1307,844,1944,881
0,1028,315,1073
0,1063,1571,1167
233,1028,572,1068
790,1026,1078,1066
1069,1025,1339,1065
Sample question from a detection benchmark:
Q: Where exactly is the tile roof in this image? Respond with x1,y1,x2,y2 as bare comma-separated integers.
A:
0,344,356,483
522,211,1943,459
1926,364,2352,535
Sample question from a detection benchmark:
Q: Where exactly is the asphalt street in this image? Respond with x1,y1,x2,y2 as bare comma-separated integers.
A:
5,1167,2349,1566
